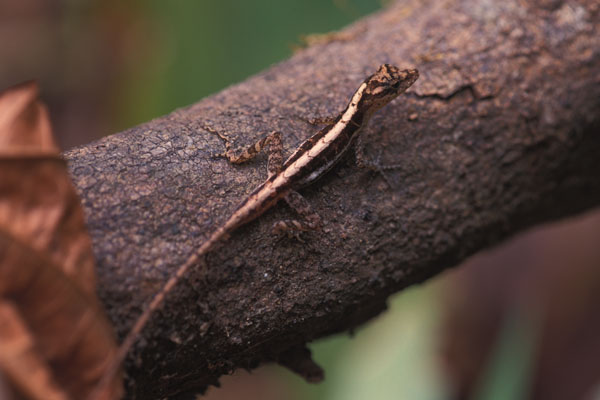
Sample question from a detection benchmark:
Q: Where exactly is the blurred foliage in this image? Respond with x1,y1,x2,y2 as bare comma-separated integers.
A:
280,285,450,400
113,0,384,132
0,0,383,147
472,305,538,400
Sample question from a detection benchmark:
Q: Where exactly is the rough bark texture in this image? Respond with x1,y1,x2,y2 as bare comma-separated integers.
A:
64,0,600,398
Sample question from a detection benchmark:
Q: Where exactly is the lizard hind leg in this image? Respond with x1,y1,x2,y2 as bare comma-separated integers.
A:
272,190,322,239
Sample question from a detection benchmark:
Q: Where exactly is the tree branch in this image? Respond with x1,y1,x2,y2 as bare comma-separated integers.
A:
64,0,600,398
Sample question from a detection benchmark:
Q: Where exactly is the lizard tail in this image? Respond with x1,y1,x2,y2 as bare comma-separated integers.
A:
88,226,227,400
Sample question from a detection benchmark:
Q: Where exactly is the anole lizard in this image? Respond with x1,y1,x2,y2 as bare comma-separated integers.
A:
93,64,419,397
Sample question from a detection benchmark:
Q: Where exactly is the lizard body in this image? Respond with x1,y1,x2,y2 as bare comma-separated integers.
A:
93,64,418,398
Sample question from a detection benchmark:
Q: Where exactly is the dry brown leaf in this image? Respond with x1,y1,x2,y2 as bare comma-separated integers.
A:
0,82,122,400
0,81,58,155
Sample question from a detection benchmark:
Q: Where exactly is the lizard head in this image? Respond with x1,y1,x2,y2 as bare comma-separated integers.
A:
357,64,419,115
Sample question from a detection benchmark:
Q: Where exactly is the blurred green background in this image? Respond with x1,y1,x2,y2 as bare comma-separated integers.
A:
119,0,385,132
0,0,386,149
2,1,600,399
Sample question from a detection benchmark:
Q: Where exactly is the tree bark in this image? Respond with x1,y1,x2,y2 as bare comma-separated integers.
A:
64,0,600,398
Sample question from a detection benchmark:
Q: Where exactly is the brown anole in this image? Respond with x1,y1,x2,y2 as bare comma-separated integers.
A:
92,64,419,398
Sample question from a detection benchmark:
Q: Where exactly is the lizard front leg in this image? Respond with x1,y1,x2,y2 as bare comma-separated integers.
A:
219,130,283,178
